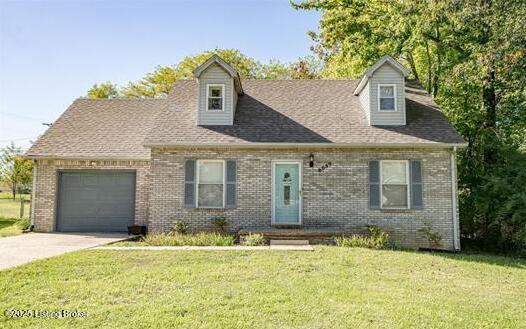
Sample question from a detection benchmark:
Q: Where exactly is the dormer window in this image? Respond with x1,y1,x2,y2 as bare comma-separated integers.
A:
207,84,224,111
378,84,396,111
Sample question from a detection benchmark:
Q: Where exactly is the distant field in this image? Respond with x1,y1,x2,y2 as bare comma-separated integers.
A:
0,191,30,220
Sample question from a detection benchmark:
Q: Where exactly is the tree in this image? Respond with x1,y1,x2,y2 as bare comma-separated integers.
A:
289,56,321,79
87,48,316,99
87,82,120,99
0,143,33,200
294,0,526,253
121,48,262,98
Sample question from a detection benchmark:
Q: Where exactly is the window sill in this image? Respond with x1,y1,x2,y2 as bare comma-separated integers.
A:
379,208,418,213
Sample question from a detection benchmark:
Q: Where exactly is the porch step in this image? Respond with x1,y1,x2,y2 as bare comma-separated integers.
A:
239,228,345,245
270,239,309,246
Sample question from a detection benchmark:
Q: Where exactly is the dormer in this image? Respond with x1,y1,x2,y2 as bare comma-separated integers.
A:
353,56,410,126
193,55,243,126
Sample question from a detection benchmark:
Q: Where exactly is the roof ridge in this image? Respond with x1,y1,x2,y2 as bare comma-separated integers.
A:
75,97,168,101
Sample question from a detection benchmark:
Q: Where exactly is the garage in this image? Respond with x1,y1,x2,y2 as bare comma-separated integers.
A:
56,171,136,232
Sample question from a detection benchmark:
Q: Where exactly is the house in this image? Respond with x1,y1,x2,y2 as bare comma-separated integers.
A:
26,55,466,250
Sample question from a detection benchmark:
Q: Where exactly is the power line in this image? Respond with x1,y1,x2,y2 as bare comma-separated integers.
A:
0,137,37,143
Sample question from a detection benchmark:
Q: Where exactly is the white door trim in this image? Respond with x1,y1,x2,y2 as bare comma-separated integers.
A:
271,160,303,225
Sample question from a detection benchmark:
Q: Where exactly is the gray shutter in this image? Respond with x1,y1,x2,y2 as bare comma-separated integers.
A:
369,160,381,209
410,160,423,209
225,160,237,208
184,159,196,208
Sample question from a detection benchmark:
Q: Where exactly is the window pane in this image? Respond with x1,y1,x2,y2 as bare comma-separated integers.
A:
199,162,223,184
382,185,408,208
382,162,407,184
208,98,222,110
380,86,394,97
380,98,395,110
198,184,223,207
209,86,222,97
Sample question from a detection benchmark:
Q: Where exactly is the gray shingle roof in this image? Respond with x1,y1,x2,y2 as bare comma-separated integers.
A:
144,79,465,147
27,79,465,160
26,98,167,160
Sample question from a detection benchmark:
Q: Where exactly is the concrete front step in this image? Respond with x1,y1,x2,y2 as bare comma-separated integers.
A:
270,239,310,246
239,228,343,245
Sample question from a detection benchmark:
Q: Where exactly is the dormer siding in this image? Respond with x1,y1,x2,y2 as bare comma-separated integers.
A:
197,63,234,125
368,63,406,125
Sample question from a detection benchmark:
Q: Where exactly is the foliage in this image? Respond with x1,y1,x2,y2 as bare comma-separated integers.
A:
142,232,235,246
87,48,321,98
294,0,526,254
0,143,32,200
210,216,228,232
86,82,119,99
172,219,189,234
419,223,443,249
242,233,266,246
336,225,390,249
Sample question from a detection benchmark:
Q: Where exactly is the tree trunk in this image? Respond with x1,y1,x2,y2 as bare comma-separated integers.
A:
424,41,433,93
482,68,497,163
406,51,420,82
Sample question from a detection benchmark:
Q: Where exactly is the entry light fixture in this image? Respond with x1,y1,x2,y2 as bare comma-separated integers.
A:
309,153,314,168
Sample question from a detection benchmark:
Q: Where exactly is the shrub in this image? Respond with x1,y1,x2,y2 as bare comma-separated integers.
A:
172,219,189,234
336,225,391,249
143,232,235,246
210,216,228,232
419,223,443,248
243,233,266,246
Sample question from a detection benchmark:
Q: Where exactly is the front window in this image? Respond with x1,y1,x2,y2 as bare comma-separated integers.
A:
379,85,396,111
381,160,409,208
207,85,224,111
197,160,224,208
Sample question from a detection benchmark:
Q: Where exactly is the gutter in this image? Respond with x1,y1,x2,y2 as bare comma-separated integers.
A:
451,146,460,251
24,155,151,161
143,142,469,149
29,160,37,231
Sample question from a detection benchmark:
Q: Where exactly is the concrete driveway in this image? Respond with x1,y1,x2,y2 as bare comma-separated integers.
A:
0,232,128,270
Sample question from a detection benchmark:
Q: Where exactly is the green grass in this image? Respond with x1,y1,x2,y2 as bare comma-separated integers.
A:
1,248,525,328
0,192,30,219
0,218,29,237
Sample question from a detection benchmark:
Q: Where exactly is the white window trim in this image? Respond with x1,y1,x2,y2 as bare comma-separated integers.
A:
379,160,410,209
378,84,397,112
206,84,225,112
196,159,226,209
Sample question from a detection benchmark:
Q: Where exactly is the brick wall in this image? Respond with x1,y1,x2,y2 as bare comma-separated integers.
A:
149,147,460,250
31,159,150,232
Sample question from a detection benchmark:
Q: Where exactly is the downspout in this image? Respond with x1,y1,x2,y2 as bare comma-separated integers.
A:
29,160,36,231
451,147,460,251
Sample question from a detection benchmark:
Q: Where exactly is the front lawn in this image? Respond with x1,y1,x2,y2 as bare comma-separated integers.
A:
0,218,28,237
1,248,525,328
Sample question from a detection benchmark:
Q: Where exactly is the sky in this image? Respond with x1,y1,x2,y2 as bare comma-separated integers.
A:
0,0,320,149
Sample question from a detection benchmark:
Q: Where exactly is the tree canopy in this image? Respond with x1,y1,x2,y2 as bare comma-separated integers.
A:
0,143,33,200
87,48,320,99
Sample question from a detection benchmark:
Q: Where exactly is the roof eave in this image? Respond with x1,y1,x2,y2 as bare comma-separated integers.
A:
144,142,468,149
24,154,151,161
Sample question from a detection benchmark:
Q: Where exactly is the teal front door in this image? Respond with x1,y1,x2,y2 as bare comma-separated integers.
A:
273,162,302,224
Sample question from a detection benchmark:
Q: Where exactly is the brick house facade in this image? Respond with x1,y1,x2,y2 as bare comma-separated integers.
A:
27,55,465,250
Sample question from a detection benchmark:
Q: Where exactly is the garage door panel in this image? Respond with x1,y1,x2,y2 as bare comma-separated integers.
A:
57,171,136,232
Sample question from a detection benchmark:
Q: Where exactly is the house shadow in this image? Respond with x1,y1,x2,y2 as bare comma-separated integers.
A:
393,247,526,269
373,90,463,144
199,94,332,144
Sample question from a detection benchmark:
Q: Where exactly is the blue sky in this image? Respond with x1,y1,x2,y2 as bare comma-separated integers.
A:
0,0,320,149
